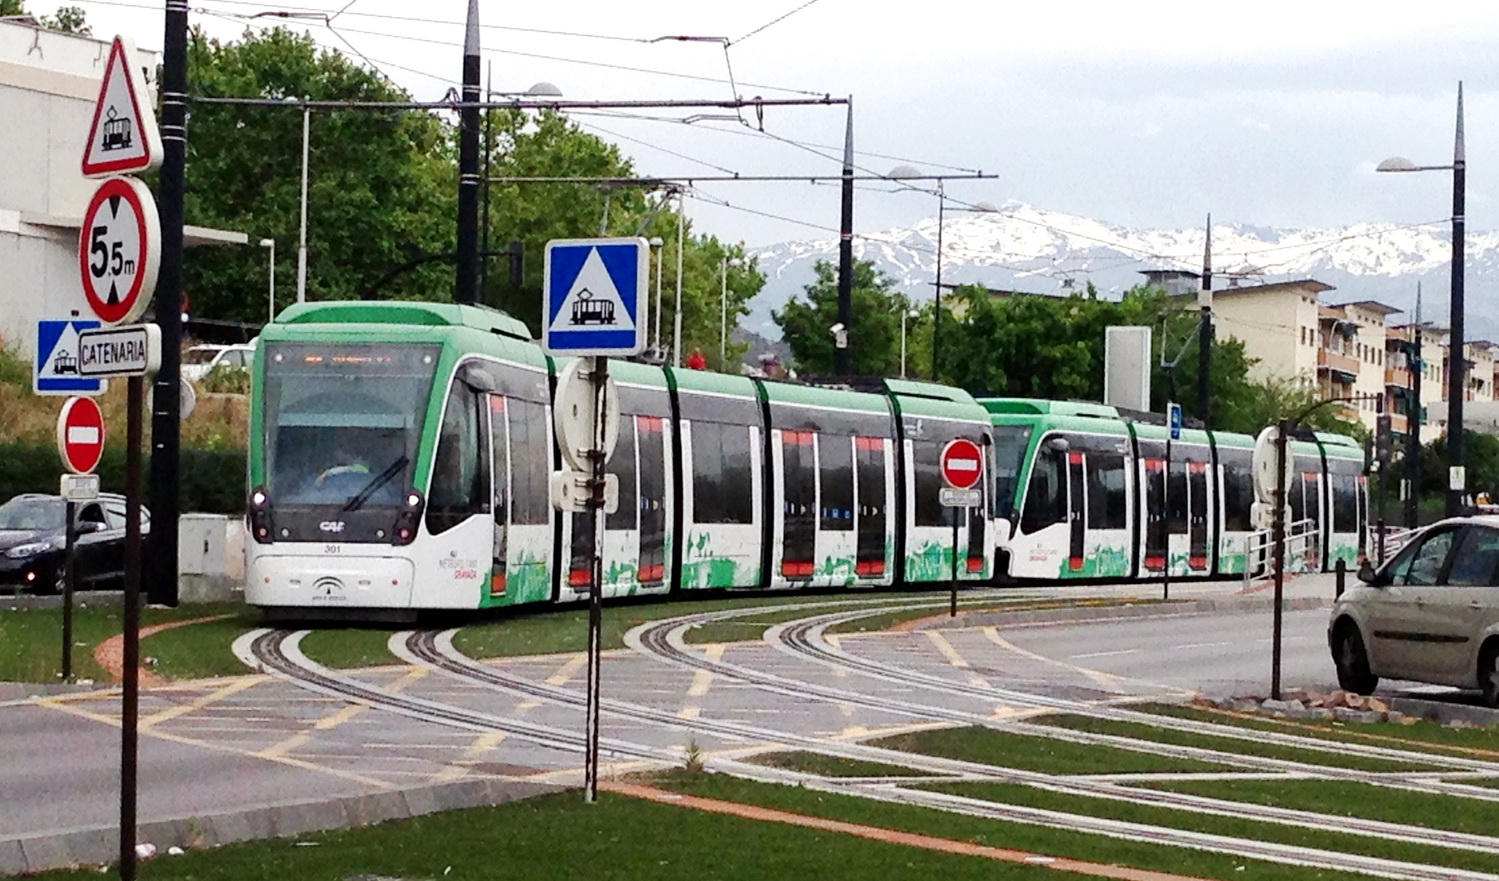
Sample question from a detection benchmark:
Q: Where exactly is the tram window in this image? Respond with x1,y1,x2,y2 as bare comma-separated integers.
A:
427,381,489,535
605,421,639,531
1019,449,1064,534
820,436,854,532
1332,473,1358,532
489,396,509,523
1087,454,1127,530
1289,474,1307,523
1166,461,1187,535
691,422,754,525
913,440,945,528
508,399,550,526
1221,451,1254,533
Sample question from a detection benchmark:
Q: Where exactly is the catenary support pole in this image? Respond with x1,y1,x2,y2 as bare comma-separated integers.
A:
932,183,945,379
1198,213,1213,430
454,0,481,305
1407,282,1423,529
149,0,188,607
120,376,143,881
654,244,663,353
835,97,854,376
296,104,309,303
1447,82,1466,517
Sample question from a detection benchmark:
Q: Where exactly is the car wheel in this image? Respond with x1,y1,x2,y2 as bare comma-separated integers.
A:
1334,625,1379,695
1480,645,1499,709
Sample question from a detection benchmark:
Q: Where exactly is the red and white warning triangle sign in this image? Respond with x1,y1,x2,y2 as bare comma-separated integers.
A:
81,36,162,178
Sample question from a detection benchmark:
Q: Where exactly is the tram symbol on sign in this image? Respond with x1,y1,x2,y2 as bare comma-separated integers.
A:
570,289,617,326
52,349,79,376
101,106,133,151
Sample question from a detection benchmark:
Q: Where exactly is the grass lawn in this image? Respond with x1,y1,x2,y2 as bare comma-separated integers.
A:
745,750,934,778
655,771,1374,881
869,724,1229,775
1142,777,1499,837
920,780,1499,876
1033,713,1443,773
1142,701,1499,757
0,603,245,684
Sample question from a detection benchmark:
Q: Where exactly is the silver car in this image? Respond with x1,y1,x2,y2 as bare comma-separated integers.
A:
1330,516,1499,706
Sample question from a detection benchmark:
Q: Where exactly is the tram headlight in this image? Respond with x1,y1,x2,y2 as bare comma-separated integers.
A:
249,486,274,544
392,488,424,546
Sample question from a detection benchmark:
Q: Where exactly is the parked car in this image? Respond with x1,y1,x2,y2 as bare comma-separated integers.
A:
181,343,255,383
0,494,150,593
1330,516,1499,705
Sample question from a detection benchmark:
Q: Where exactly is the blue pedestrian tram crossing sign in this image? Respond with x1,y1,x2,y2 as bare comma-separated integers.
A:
543,237,648,357
1168,402,1182,440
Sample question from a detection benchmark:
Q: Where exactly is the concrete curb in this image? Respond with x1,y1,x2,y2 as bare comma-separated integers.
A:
1388,696,1499,728
0,681,101,701
0,590,123,611
0,778,563,876
907,595,1333,632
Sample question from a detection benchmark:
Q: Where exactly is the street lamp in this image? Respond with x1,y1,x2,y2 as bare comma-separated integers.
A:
1376,82,1466,516
899,305,920,378
649,237,664,355
720,255,742,367
259,238,275,324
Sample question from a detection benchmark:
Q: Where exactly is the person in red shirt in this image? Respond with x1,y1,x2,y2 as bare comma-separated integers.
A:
686,347,707,370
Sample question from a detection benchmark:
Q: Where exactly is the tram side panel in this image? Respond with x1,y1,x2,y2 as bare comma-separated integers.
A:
1007,429,1134,580
1321,442,1365,571
1213,440,1256,576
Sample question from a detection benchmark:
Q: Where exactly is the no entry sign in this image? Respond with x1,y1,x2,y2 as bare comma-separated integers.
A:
939,438,983,490
78,176,160,326
57,396,106,475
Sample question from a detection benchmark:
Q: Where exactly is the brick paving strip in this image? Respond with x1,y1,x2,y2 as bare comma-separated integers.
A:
603,782,1213,881
93,615,235,686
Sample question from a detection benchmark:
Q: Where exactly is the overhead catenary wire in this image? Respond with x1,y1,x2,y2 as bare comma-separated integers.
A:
732,0,823,45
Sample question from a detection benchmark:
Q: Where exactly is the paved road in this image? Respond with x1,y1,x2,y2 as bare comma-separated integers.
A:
0,576,1346,857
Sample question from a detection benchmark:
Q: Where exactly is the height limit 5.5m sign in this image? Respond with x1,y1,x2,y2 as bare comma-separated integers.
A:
78,176,160,327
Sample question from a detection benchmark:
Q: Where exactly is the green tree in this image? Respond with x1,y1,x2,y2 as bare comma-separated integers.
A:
183,27,454,322
1,1,90,33
1417,431,1499,500
771,259,906,376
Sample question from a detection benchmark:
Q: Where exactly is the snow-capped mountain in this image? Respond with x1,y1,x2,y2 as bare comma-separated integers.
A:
748,201,1499,341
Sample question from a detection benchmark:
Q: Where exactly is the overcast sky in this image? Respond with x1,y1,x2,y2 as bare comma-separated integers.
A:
33,0,1499,257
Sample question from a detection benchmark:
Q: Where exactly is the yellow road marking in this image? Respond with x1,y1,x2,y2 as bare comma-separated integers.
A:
678,706,702,720
515,699,543,713
840,725,869,738
923,631,993,687
983,627,1123,691
432,731,509,782
259,666,428,759
144,681,269,730
687,644,726,697
545,654,588,686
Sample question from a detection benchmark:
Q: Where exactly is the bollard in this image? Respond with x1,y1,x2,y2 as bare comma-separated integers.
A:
1335,558,1346,599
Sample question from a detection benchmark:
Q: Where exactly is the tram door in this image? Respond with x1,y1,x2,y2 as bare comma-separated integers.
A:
854,437,887,577
488,395,509,598
637,417,667,585
1188,462,1209,570
1143,458,1167,572
1067,451,1086,571
781,431,817,577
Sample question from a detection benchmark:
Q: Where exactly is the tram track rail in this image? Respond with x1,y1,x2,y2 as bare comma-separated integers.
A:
241,607,1499,881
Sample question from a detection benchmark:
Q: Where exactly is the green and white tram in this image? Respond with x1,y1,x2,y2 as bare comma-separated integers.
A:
246,302,996,617
983,399,1367,583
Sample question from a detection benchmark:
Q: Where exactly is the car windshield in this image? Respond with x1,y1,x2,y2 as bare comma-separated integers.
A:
262,342,441,507
0,497,64,530
184,348,222,365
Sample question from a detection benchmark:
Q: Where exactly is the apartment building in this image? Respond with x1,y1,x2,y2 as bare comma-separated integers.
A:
1188,276,1487,439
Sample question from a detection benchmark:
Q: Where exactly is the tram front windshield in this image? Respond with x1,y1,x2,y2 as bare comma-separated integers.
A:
992,425,1032,521
262,343,441,508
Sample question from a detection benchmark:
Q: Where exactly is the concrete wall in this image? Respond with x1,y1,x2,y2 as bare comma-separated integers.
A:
1213,286,1320,383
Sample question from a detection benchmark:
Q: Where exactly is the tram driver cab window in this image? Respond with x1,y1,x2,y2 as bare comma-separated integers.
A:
427,380,489,535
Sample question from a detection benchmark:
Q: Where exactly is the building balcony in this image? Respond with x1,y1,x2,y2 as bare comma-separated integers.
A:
1318,348,1360,380
1385,367,1412,387
1389,413,1409,434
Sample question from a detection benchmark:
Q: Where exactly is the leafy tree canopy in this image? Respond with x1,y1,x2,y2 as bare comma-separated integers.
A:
771,259,911,377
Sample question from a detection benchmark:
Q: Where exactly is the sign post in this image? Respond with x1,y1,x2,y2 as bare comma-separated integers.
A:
939,438,984,618
55,396,105,683
544,237,647,803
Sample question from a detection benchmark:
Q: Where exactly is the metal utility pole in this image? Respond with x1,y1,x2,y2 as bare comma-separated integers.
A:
932,182,946,379
835,98,854,376
454,0,482,305
148,0,188,608
1271,418,1288,701
1197,213,1213,430
673,190,685,367
296,104,309,303
1447,82,1467,516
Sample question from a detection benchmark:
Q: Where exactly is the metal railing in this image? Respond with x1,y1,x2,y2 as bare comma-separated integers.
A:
1368,523,1418,565
1242,518,1320,591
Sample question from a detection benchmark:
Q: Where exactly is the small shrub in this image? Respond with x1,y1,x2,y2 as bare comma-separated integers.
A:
682,739,705,773
200,364,250,395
